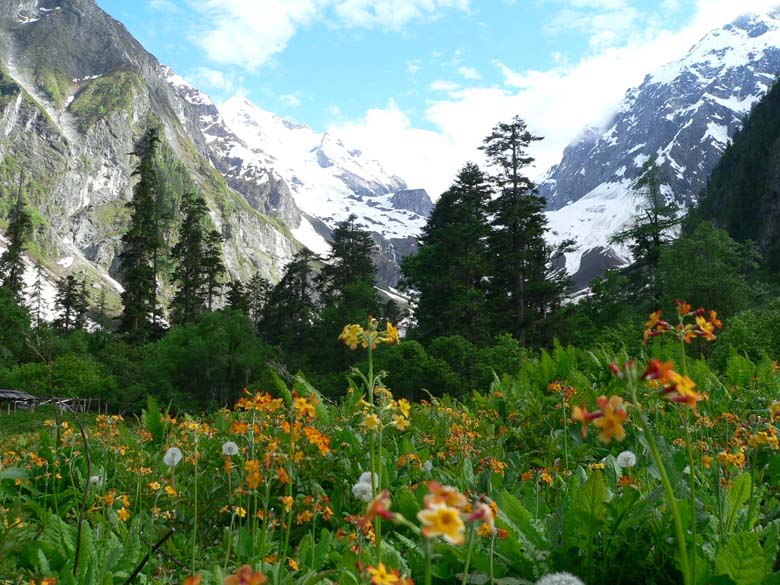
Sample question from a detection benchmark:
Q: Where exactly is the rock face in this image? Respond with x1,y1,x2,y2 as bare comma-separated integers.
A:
541,10,780,280
0,0,300,305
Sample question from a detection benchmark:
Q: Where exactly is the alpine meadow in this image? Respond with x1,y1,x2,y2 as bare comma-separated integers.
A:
5,2,780,585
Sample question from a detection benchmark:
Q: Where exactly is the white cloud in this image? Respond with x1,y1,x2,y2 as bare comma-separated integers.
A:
190,66,236,92
429,80,460,92
407,60,423,74
280,93,303,108
457,66,481,80
326,0,780,198
188,0,470,70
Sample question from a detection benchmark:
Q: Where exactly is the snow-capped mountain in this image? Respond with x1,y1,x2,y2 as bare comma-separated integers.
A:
165,71,433,287
541,10,780,288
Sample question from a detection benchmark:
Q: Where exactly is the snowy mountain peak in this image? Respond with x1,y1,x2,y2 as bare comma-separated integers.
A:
541,10,780,289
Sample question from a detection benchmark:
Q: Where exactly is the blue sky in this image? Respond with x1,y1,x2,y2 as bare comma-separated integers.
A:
97,0,778,195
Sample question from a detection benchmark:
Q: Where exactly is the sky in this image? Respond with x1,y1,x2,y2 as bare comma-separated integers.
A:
98,0,780,197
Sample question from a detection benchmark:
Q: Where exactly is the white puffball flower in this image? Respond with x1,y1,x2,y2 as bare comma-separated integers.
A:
536,572,585,585
352,481,374,502
88,475,103,486
617,450,637,468
422,460,433,472
164,447,183,467
357,471,378,486
222,441,239,456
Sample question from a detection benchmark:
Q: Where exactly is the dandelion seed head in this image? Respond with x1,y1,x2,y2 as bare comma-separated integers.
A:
536,572,585,585
164,447,183,467
617,450,637,468
222,441,239,456
352,481,374,502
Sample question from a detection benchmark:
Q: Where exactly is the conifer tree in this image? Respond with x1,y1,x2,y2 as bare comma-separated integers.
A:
261,249,319,347
226,279,250,315
402,162,493,343
610,161,680,303
170,191,208,324
28,264,45,329
481,116,564,345
201,229,226,311
246,272,271,327
54,273,89,332
118,127,163,339
0,189,33,301
320,215,377,302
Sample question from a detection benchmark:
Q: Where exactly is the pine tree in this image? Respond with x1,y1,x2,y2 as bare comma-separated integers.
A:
261,249,319,347
320,215,377,303
226,279,250,315
54,273,89,332
610,161,680,303
246,272,271,327
202,229,226,311
0,188,33,301
118,127,163,339
480,116,563,346
170,191,208,324
28,264,45,329
402,162,493,343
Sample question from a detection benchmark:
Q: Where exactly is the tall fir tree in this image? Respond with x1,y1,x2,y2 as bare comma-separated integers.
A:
246,272,271,328
226,279,250,315
28,264,45,329
118,127,163,339
480,116,564,346
202,229,225,311
53,273,89,332
0,187,33,301
261,249,319,348
170,191,208,324
320,215,377,302
610,160,680,304
402,162,493,343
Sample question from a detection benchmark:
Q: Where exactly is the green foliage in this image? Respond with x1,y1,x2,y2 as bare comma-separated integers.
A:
0,68,22,108
34,68,69,109
69,71,142,131
715,532,767,585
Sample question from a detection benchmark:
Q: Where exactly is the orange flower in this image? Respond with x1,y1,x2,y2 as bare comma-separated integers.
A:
224,565,268,585
364,490,394,523
709,310,723,329
695,316,717,341
664,372,704,411
645,310,662,329
593,396,628,443
675,300,692,316
571,403,602,438
183,575,202,585
424,481,468,510
367,563,401,585
642,359,675,385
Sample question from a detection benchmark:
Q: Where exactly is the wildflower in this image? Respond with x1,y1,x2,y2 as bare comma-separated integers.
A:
88,475,103,486
642,359,675,384
183,575,203,585
147,481,161,491
367,563,401,585
396,398,411,417
593,396,629,443
571,403,602,439
616,450,637,468
467,502,496,534
224,565,268,585
281,496,294,512
418,503,466,545
535,572,585,585
695,315,717,341
339,324,364,350
363,413,382,431
384,322,400,345
222,441,240,456
293,395,316,419
364,490,394,522
233,506,247,518
770,401,780,422
540,470,553,485
422,460,433,472
164,485,177,497
117,508,130,522
163,447,183,467
663,371,704,410
424,481,468,510
288,558,299,571
675,300,692,316
391,414,409,431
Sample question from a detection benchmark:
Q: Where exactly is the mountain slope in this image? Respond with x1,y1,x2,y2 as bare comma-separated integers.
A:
698,78,780,270
541,10,780,286
0,0,304,310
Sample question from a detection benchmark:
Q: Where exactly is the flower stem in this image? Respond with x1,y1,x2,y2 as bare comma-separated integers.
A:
461,525,475,585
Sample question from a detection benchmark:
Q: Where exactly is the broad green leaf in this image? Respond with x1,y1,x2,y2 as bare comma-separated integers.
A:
726,473,752,534
716,532,766,585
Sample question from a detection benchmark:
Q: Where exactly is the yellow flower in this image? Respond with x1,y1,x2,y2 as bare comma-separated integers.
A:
288,558,299,571
147,481,161,491
418,503,466,545
391,414,409,431
396,398,411,417
281,496,294,512
770,401,780,422
367,563,401,585
383,322,400,345
164,485,177,497
363,413,382,431
339,324,364,350
592,395,629,444
117,508,130,522
232,506,247,518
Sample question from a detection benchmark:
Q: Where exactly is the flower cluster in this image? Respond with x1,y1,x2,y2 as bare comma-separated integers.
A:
339,316,400,350
643,359,705,411
643,300,722,344
571,395,629,444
